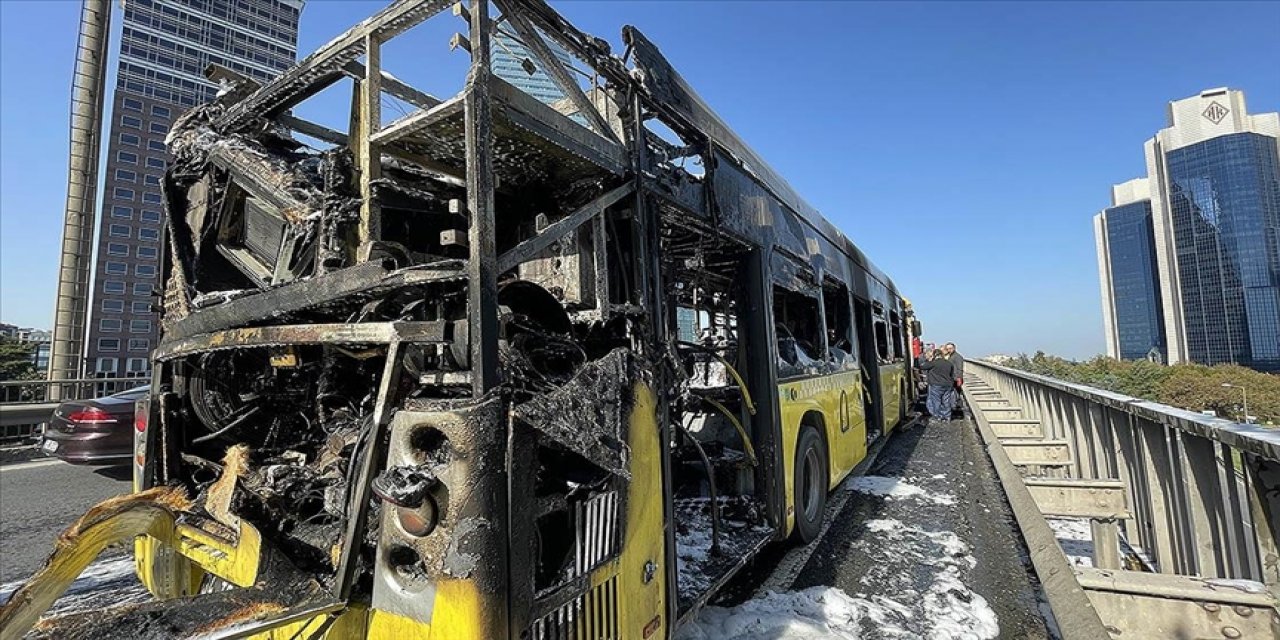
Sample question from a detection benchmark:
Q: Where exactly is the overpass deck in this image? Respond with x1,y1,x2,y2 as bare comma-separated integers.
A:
678,409,1052,639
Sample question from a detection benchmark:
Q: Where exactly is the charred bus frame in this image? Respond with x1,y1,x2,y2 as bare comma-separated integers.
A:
102,1,922,638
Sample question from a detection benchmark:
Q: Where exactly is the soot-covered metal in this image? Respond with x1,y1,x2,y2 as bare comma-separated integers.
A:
7,1,916,637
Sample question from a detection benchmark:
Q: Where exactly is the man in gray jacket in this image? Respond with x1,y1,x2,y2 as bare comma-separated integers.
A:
943,343,964,418
918,349,955,425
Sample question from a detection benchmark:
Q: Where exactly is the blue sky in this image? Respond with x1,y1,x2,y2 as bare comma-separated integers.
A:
2,1,1278,359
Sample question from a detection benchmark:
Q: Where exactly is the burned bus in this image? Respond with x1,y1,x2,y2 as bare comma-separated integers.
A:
1,0,919,638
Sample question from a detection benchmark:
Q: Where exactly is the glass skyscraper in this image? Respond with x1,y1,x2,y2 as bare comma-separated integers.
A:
85,0,303,378
1097,88,1280,371
1165,133,1280,369
1095,180,1166,362
491,29,577,110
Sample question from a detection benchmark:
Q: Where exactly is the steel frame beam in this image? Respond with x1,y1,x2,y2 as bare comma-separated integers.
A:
217,0,454,130
163,261,465,341
371,94,467,145
1075,567,1280,639
492,0,620,144
153,321,447,362
496,181,635,273
1002,440,1073,466
340,60,441,109
355,34,383,248
464,0,500,397
1024,478,1131,519
278,114,349,145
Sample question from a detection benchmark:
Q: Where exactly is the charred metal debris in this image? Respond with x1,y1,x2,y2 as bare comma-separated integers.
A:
125,0,903,630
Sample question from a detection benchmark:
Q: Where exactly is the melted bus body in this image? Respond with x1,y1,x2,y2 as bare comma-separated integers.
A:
5,1,919,638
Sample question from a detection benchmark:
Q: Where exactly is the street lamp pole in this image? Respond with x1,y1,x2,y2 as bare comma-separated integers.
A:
1222,383,1250,424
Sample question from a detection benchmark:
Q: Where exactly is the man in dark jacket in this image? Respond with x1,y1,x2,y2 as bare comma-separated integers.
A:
943,343,964,418
918,349,955,425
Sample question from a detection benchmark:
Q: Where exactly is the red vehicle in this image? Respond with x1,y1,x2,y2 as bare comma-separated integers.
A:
40,385,148,465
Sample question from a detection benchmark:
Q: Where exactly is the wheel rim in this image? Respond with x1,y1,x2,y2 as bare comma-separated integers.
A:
802,445,821,522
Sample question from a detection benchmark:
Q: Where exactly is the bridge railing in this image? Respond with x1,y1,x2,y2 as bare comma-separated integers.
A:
0,377,144,444
969,359,1280,594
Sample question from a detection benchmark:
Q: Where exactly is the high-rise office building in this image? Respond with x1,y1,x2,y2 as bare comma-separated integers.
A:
1096,88,1280,370
1095,178,1166,362
1148,89,1280,370
84,0,303,379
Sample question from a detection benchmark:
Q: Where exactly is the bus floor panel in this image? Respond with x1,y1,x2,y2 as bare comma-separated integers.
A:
673,496,774,615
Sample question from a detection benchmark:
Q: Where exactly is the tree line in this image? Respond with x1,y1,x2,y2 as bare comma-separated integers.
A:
1000,352,1278,426
0,336,38,381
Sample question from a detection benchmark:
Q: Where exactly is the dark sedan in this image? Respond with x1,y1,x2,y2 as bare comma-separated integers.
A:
41,385,148,464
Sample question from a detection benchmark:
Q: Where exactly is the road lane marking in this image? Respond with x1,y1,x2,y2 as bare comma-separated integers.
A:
0,459,64,473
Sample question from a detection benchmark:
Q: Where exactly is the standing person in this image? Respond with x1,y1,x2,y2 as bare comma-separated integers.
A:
943,343,964,419
917,349,954,426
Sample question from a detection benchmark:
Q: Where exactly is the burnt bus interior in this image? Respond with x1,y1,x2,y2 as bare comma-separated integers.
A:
99,0,915,637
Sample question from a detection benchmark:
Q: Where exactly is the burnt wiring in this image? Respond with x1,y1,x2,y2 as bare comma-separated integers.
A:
696,395,757,467
191,405,262,444
674,340,756,415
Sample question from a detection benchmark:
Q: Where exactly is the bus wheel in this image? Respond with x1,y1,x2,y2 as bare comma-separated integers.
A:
792,425,827,543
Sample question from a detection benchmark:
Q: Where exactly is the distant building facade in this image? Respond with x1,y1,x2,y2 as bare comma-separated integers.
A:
84,0,303,379
1095,178,1166,361
1096,88,1280,371
0,325,53,375
1149,89,1280,370
491,29,572,106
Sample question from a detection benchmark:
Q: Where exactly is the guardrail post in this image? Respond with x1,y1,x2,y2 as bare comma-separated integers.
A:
1090,517,1122,570
1244,453,1280,599
1088,402,1112,479
1179,434,1228,577
1135,417,1178,573
1218,441,1259,580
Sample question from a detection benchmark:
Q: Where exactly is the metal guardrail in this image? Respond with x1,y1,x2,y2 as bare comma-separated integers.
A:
0,377,140,404
967,359,1280,638
0,377,143,442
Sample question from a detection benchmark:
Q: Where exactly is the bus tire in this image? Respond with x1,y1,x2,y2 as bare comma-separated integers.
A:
792,425,827,544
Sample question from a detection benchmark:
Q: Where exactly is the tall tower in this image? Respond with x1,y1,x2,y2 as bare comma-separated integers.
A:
1095,178,1165,362
83,0,303,379
49,0,112,391
1146,88,1280,369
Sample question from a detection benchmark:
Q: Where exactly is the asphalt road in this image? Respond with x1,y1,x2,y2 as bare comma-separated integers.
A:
788,415,1051,639
0,458,133,582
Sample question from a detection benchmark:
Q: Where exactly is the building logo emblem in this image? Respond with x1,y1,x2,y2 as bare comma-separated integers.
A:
1202,101,1230,124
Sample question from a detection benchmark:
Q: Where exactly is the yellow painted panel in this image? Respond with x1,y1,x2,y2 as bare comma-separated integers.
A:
879,364,905,433
777,370,868,537
324,606,371,638
174,521,262,587
431,579,491,638
617,383,666,640
367,607,433,638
